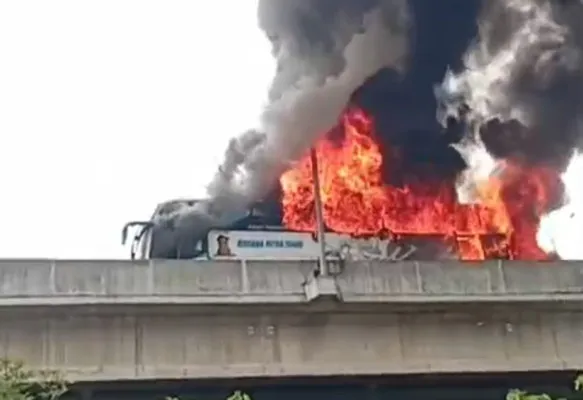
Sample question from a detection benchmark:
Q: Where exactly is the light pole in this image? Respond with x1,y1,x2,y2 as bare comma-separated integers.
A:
310,147,328,276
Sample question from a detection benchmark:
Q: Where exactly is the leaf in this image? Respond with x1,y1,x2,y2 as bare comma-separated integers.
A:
575,375,583,392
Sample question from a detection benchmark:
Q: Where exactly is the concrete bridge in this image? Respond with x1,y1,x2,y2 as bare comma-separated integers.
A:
0,259,582,382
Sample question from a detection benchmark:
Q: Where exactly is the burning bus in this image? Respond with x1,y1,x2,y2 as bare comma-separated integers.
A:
124,107,560,262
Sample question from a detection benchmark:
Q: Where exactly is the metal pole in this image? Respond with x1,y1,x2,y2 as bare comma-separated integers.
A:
310,147,328,276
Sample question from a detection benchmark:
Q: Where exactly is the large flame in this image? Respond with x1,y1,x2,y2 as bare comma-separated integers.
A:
280,108,562,260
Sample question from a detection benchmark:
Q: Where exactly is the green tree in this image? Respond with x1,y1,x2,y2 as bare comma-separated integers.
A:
507,375,583,400
0,359,67,400
166,391,252,400
227,391,251,400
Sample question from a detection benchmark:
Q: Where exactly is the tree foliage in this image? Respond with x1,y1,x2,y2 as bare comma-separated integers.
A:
0,358,579,400
507,375,583,400
166,390,252,400
0,359,67,400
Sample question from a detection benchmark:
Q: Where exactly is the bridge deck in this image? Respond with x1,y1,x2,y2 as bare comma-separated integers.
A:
0,260,582,381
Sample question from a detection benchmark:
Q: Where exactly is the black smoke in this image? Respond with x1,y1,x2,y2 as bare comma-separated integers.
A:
354,0,482,186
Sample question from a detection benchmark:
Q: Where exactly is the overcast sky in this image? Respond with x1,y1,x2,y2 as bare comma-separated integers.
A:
0,0,274,259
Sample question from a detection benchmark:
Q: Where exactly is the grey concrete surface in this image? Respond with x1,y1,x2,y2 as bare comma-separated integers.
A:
0,306,581,382
0,259,582,305
0,260,582,381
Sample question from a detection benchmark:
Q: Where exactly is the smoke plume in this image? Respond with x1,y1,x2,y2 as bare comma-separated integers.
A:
436,0,583,258
149,0,583,260
156,0,411,235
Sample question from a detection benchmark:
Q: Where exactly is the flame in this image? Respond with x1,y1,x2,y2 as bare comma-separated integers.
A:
280,107,561,260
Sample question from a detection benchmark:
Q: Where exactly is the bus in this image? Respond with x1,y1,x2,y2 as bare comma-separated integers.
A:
121,199,477,261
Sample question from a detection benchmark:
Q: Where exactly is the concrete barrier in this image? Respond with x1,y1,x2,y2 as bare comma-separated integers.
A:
0,259,581,305
0,259,314,304
337,260,583,299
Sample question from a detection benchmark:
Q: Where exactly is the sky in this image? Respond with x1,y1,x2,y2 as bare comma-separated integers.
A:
0,0,275,259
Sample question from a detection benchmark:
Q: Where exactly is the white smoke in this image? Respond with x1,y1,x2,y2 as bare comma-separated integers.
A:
436,0,583,259
537,151,583,259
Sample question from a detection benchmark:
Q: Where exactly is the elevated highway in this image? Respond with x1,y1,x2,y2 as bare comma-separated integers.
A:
0,259,582,382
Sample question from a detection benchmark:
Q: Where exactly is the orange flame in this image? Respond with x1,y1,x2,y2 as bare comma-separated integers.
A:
280,107,561,260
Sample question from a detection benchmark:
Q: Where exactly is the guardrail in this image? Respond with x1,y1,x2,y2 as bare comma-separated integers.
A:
0,259,581,304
